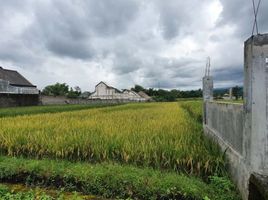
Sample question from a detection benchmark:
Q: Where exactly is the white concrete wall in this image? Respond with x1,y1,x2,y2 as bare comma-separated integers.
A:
205,102,244,154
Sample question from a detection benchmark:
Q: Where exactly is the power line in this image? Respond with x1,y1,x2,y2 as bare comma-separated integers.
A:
251,0,261,35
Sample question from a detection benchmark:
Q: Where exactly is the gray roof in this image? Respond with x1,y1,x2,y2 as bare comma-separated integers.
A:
96,81,122,93
0,66,36,87
138,91,152,99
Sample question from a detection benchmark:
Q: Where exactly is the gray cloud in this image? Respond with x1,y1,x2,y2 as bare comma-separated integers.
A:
218,0,268,37
155,0,209,40
0,0,266,91
213,66,243,84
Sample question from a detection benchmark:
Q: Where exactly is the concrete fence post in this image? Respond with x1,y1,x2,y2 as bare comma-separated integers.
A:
244,34,268,173
202,76,213,125
244,34,268,199
202,76,213,101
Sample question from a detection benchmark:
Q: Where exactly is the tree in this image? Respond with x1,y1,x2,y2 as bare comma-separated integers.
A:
232,86,240,100
74,86,81,93
42,83,69,96
131,85,145,93
67,87,81,98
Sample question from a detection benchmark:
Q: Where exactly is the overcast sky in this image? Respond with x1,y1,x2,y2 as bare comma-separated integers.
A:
0,0,267,91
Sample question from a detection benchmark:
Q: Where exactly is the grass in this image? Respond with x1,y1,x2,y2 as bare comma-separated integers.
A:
0,185,56,200
0,101,241,199
0,156,240,200
0,103,120,118
0,184,92,200
0,102,224,176
0,183,99,200
180,101,203,123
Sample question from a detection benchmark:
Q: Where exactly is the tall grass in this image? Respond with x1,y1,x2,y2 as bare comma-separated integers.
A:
180,101,203,123
0,102,224,176
0,103,119,118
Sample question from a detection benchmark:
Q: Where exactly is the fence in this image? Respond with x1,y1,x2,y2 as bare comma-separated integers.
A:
203,34,268,200
40,95,145,105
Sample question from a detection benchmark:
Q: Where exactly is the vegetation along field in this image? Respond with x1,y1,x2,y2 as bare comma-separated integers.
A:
0,102,240,200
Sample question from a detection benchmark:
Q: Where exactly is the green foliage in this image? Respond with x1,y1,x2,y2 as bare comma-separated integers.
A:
42,83,82,98
131,84,145,93
209,176,240,200
130,84,203,102
152,89,178,102
66,87,81,98
0,156,240,200
42,83,69,96
0,184,85,199
232,86,242,100
135,86,203,102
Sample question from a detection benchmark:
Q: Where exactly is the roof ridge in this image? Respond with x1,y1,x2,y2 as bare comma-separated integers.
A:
3,68,18,72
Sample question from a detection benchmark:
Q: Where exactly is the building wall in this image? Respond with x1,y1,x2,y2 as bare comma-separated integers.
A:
89,83,146,101
0,79,39,94
0,93,39,107
90,83,117,99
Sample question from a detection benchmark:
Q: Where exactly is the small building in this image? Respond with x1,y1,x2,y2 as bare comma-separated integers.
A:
138,91,153,101
89,81,149,101
0,66,39,107
122,89,145,101
89,81,123,100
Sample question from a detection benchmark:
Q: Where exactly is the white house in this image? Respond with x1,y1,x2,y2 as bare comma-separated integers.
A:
89,82,148,101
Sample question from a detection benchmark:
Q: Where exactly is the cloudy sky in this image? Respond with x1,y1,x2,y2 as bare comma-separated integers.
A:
0,0,267,91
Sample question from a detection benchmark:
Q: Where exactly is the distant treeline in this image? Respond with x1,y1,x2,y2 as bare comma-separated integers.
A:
214,86,243,100
131,85,202,102
41,83,243,102
41,83,203,101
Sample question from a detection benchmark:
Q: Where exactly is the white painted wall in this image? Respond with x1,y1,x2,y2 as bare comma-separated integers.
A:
89,82,146,101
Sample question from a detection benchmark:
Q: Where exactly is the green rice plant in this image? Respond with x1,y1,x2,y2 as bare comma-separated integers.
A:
180,101,203,123
0,102,224,176
0,103,120,118
0,156,240,200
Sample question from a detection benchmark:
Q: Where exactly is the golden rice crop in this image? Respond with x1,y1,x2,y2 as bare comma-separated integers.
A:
0,102,224,176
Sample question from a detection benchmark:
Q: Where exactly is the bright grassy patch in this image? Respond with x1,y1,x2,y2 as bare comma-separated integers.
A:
0,156,240,200
0,103,120,118
180,101,203,123
0,102,224,176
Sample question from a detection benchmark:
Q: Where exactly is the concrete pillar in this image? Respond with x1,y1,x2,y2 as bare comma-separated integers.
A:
202,76,213,101
229,88,233,99
244,34,268,176
202,76,213,125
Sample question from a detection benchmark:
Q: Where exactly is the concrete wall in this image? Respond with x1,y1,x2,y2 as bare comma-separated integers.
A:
203,102,247,199
205,102,244,154
203,34,268,200
40,95,144,105
0,93,39,107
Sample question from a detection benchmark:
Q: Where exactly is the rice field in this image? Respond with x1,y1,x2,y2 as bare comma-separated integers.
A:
180,101,203,123
0,102,224,176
